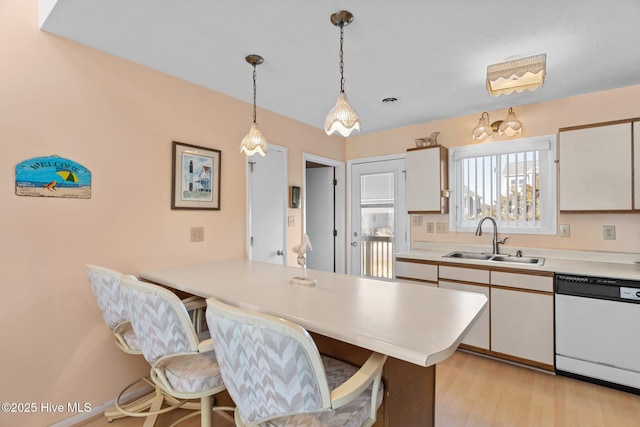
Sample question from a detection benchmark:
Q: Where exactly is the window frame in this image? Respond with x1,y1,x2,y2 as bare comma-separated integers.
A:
449,135,557,235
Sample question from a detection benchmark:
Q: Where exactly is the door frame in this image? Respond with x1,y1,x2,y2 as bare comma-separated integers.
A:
246,144,288,264
302,153,346,274
347,153,408,275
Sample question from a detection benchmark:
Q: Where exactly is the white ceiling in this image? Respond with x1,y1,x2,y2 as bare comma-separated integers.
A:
39,0,640,135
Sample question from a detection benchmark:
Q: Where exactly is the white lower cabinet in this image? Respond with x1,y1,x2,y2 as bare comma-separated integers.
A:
439,280,490,350
439,265,490,351
490,272,554,368
437,265,555,370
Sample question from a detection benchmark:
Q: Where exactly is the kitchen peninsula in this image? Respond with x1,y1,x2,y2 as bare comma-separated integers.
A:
140,258,487,427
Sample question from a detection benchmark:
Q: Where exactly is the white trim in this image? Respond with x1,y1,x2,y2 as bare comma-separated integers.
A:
452,135,554,160
302,153,346,274
48,385,153,427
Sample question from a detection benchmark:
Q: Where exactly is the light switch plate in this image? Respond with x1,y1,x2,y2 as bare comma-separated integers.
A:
426,223,434,233
412,215,424,227
190,226,204,242
603,225,616,240
436,222,448,234
559,224,570,238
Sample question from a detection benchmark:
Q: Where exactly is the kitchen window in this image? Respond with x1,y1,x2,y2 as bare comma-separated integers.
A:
449,135,557,235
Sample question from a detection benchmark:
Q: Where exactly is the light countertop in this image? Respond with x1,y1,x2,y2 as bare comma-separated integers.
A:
396,242,640,281
140,258,487,368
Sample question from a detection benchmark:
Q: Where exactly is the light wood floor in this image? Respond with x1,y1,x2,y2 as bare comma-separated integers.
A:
78,350,640,427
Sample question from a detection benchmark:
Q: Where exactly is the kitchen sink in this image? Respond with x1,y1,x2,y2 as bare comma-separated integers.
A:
491,255,544,265
443,251,545,266
443,251,493,261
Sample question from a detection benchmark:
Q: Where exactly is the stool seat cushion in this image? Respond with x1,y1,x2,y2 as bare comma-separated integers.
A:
160,350,224,394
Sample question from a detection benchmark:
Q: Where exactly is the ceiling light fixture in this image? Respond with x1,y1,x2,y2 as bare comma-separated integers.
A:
472,112,493,140
472,107,523,140
324,10,360,137
240,54,268,156
498,107,522,136
486,53,547,96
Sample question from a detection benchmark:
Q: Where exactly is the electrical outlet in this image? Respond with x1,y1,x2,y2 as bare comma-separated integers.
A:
288,216,296,227
190,226,204,242
436,222,448,234
412,215,424,226
603,225,616,240
426,222,434,233
559,224,570,238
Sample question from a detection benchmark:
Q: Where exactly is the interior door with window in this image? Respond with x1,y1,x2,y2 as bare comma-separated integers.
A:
349,158,407,278
247,145,287,264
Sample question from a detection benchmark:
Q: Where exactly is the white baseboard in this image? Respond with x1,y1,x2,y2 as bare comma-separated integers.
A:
49,384,153,427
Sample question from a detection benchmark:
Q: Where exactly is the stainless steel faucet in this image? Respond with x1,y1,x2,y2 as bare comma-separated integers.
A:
475,216,508,254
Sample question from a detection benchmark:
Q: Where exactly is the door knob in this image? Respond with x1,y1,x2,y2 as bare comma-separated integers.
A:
276,249,285,256
351,242,358,247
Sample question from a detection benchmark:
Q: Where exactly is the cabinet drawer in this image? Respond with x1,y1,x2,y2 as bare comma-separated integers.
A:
396,278,438,288
395,260,438,283
491,271,553,292
439,265,489,284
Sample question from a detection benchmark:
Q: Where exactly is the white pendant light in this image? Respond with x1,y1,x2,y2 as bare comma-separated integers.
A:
324,10,361,137
240,55,268,157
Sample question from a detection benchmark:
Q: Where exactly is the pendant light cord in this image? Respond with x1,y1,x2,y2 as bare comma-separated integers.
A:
252,64,257,124
339,25,345,94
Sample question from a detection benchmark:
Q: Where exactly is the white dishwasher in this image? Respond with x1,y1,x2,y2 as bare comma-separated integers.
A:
555,274,640,393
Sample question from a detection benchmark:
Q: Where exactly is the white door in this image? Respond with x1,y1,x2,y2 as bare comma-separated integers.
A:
247,145,287,264
349,157,407,278
306,166,335,272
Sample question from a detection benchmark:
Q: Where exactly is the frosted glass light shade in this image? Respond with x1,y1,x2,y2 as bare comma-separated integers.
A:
240,123,268,156
486,54,546,96
324,93,361,136
472,112,492,140
498,108,522,136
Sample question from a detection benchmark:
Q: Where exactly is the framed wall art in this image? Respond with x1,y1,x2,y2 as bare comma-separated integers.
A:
171,141,221,210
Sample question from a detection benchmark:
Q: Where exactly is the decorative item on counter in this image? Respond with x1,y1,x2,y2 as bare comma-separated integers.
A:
290,234,317,287
15,155,92,199
414,131,440,147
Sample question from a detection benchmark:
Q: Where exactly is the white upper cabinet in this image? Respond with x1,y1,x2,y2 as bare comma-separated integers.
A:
406,145,448,213
559,122,633,212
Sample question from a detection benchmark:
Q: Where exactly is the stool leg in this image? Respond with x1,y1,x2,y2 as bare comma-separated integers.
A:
200,395,212,427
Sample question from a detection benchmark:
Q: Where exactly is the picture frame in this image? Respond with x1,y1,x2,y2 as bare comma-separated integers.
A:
171,141,221,210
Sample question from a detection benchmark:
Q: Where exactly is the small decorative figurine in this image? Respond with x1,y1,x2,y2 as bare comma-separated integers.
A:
414,131,440,147
290,234,317,287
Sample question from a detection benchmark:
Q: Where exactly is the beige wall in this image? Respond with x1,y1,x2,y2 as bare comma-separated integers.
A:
0,2,343,425
347,86,640,253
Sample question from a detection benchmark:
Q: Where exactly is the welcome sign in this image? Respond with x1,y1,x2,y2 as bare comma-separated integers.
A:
15,155,92,199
